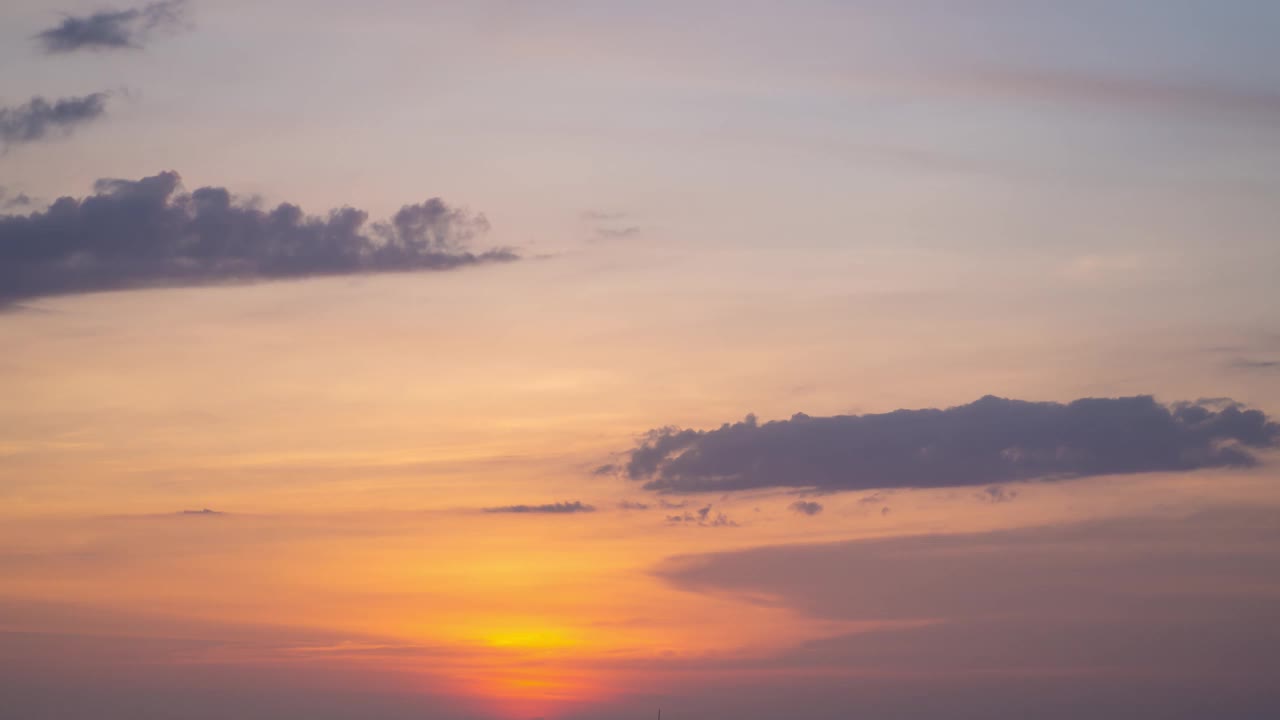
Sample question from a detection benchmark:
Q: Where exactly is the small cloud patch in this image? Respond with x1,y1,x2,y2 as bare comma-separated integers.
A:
790,501,824,516
37,0,188,53
484,501,596,514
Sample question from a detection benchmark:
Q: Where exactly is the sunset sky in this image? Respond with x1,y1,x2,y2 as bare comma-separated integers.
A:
3,2,1280,719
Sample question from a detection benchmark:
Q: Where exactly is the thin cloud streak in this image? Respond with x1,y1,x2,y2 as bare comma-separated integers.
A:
36,0,187,53
949,64,1280,122
483,501,596,514
0,94,109,149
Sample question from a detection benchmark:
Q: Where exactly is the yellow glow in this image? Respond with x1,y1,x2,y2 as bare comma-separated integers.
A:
482,625,576,650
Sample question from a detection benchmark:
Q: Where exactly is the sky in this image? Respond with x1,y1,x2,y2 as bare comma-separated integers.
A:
2,1,1279,718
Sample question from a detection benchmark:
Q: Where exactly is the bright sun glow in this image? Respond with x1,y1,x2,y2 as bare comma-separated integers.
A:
483,626,577,650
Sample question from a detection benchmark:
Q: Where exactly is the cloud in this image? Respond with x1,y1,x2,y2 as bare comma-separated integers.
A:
580,210,626,221
0,94,109,149
580,209,641,241
36,0,187,53
789,500,823,516
623,395,1278,494
180,508,224,516
977,485,1016,503
617,500,650,510
656,505,1280,630
0,189,33,209
944,63,1280,123
595,226,641,240
0,171,517,304
648,505,1280,716
667,503,738,527
483,501,596,514
1230,358,1280,371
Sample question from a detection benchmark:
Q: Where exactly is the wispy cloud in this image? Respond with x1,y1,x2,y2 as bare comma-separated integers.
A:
483,501,596,514
667,503,738,527
790,500,823,516
0,94,108,149
977,486,1017,504
943,63,1280,123
1229,358,1280,372
580,210,626,221
595,226,641,240
37,0,188,53
581,209,642,242
0,188,33,209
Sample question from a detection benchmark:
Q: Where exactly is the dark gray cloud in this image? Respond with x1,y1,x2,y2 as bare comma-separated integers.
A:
180,508,223,516
0,94,109,149
0,171,517,304
789,500,823,516
483,501,595,514
617,500,650,511
623,395,1279,494
36,0,186,53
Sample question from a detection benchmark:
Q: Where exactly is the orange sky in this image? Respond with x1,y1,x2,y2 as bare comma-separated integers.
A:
3,270,1279,718
3,2,1280,718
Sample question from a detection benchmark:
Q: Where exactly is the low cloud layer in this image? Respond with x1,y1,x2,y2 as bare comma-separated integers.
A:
0,171,517,304
624,395,1278,494
0,94,108,149
37,0,187,53
483,501,596,514
657,506,1280,628
617,506,1280,718
655,506,1280,679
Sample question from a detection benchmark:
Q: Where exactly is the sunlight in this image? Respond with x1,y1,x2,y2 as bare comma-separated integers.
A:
461,663,613,720
483,626,577,651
